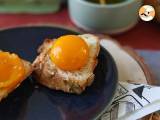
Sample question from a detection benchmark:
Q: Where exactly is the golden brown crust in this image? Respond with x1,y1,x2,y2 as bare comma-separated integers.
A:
0,59,33,101
33,34,100,94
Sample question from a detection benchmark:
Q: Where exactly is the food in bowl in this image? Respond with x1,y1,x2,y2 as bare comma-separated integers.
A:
0,51,32,101
85,0,127,4
33,34,100,94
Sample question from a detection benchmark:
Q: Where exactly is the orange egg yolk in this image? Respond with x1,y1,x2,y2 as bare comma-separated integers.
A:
0,52,25,89
49,35,89,71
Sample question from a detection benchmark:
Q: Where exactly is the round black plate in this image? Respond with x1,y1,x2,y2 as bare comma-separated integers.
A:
0,26,118,120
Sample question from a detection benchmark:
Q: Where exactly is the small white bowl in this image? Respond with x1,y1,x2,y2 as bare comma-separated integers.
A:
68,0,142,34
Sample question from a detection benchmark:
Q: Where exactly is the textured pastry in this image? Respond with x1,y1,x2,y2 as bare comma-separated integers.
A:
0,51,32,101
33,34,100,94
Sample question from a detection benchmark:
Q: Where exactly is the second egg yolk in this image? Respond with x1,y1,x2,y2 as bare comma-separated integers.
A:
49,35,89,71
0,52,25,89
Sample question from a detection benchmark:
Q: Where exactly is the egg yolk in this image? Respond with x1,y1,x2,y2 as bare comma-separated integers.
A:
0,52,25,89
49,35,89,71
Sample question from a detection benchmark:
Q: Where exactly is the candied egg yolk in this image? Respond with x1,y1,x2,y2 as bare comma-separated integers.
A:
49,35,89,71
0,52,25,89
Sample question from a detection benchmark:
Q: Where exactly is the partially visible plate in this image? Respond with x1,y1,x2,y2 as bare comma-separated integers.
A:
0,26,118,120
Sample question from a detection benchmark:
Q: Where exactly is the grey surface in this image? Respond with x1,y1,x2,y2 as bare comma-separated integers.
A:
137,50,160,85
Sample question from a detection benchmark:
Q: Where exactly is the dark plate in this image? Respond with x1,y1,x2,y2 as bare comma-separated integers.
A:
0,26,118,120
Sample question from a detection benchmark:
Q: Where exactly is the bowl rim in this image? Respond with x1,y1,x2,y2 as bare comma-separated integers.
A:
72,0,141,8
